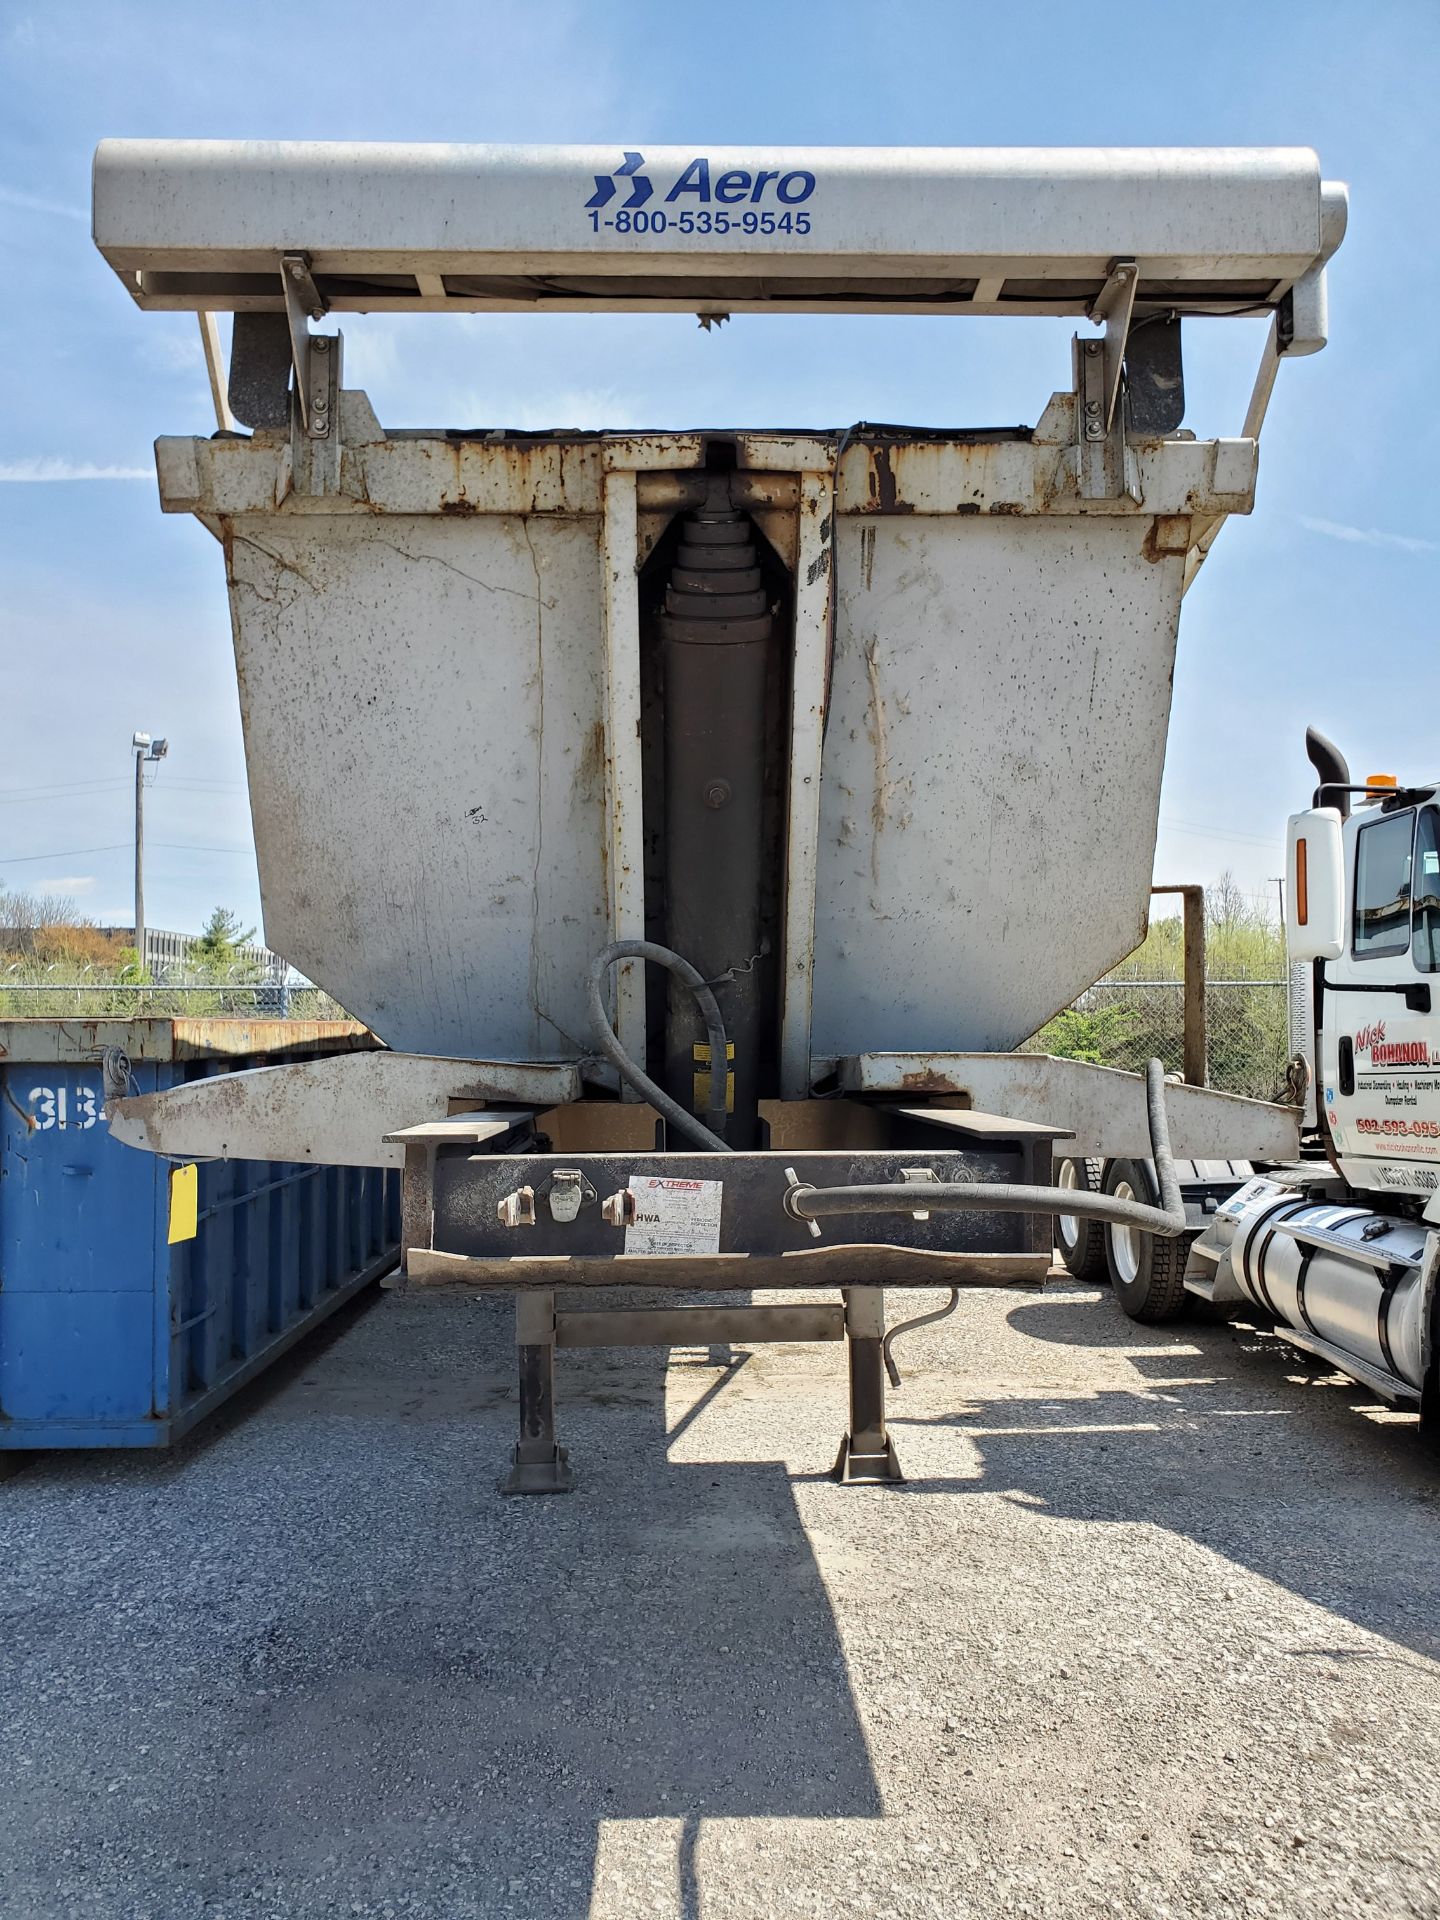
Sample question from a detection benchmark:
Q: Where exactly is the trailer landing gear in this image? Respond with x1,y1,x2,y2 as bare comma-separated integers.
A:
833,1287,905,1484
497,1283,905,1492
499,1290,575,1495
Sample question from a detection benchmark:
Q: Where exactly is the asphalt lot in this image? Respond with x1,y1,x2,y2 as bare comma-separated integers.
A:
3,1275,1438,1920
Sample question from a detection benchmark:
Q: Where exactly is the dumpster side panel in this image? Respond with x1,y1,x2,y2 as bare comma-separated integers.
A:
226,512,609,1059
0,1040,400,1448
0,1062,162,1426
811,515,1184,1058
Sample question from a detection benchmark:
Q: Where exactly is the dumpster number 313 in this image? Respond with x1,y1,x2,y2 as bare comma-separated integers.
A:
27,1084,100,1131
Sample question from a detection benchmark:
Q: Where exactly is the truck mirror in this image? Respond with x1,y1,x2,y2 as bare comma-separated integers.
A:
1286,808,1344,962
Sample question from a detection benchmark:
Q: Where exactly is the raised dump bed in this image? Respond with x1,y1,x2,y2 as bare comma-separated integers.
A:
94,142,1343,1485
0,1020,397,1448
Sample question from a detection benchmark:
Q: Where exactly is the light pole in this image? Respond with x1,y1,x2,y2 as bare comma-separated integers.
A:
131,731,168,973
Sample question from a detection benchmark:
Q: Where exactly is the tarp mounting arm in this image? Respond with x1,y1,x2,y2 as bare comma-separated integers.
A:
281,252,332,438
1088,257,1138,433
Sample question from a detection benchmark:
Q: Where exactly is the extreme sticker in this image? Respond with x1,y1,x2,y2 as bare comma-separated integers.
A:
623,1175,724,1257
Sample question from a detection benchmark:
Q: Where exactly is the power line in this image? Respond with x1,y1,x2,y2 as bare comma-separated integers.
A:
3,840,254,866
1159,816,1278,848
0,777,133,796
0,782,131,806
1,843,131,864
154,843,255,856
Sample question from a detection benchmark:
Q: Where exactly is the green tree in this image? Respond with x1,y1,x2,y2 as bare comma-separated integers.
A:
1025,872,1292,1098
190,907,260,980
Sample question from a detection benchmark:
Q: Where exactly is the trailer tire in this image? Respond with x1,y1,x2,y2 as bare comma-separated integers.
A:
1422,1341,1440,1462
1101,1158,1192,1324
1055,1157,1109,1284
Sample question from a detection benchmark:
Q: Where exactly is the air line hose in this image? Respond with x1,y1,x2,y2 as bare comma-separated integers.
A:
785,1060,1187,1238
588,940,733,1153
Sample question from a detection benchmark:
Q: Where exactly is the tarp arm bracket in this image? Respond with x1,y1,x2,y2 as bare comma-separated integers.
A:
1088,257,1138,432
280,251,331,439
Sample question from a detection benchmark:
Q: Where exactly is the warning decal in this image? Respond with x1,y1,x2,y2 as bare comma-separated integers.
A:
623,1176,724,1257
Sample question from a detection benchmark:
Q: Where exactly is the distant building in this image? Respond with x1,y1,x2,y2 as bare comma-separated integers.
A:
98,927,291,979
0,924,293,979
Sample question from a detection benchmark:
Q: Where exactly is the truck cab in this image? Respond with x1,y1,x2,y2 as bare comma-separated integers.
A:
1062,733,1440,1448
1313,788,1440,1206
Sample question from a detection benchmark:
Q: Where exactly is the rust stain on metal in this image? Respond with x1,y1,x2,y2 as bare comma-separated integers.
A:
860,525,876,590
577,717,607,802
900,1068,964,1094
863,635,890,884
1143,513,1192,562
169,1019,375,1061
867,444,915,515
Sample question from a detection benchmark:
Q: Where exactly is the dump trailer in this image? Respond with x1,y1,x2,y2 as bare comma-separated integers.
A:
95,141,1343,1487
1057,730,1440,1445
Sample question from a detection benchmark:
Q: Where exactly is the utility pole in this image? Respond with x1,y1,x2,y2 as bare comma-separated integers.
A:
131,731,168,974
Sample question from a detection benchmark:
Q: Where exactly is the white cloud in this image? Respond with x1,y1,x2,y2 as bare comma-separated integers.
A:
1300,516,1438,556
140,330,206,376
36,876,96,893
0,459,152,482
449,384,645,432
0,182,86,222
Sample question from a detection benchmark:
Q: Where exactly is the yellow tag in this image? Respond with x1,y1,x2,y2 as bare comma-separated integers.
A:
168,1163,199,1244
692,1042,736,1115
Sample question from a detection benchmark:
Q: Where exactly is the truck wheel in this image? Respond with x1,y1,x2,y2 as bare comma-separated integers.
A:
1101,1158,1191,1324
1055,1157,1108,1284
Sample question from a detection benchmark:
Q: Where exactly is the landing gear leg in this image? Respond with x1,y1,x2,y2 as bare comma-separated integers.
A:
499,1289,575,1494
834,1286,904,1484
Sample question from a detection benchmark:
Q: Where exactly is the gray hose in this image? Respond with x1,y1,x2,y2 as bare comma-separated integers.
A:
882,1288,959,1388
588,940,733,1153
787,1060,1187,1237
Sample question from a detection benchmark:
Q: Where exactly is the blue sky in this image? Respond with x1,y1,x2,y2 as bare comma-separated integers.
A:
2,0,1437,945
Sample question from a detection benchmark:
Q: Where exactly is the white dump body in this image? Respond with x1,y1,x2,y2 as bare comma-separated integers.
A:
158,404,1248,1077
100,142,1344,1102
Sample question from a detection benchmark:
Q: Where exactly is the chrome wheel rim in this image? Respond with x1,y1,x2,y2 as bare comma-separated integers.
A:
1057,1158,1082,1252
1111,1178,1141,1284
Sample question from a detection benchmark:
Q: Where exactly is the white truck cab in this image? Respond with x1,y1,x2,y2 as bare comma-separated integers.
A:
1066,730,1440,1449
1295,781,1440,1207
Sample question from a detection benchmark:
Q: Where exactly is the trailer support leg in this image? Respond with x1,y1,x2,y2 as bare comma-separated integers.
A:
499,1288,575,1494
834,1286,904,1484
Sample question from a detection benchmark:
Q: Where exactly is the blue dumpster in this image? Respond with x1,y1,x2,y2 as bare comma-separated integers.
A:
0,1018,399,1448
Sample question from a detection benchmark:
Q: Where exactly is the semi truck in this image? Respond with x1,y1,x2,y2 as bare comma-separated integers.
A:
92,139,1354,1486
1057,730,1440,1445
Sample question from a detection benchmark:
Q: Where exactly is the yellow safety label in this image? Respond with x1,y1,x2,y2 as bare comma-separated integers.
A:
167,1163,199,1244
692,1041,736,1115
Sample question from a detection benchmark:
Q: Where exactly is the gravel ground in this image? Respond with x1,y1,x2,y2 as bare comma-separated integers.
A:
3,1274,1439,1920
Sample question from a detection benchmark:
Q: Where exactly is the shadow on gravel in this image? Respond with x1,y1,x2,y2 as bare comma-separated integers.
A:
0,1298,881,1920
888,1289,1440,1667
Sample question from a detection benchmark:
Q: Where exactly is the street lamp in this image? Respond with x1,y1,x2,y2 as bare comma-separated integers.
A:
132,730,168,972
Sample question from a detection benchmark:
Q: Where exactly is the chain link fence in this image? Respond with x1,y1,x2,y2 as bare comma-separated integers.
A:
0,979,351,1021
3,956,1292,1094
1023,978,1291,1100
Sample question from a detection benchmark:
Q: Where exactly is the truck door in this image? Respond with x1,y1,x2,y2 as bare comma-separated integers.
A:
1322,803,1440,1199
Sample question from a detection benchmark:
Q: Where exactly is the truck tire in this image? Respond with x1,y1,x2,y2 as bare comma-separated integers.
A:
1055,1156,1108,1284
1101,1158,1192,1324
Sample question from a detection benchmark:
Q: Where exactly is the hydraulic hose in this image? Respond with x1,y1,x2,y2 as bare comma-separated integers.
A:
882,1289,959,1388
588,940,733,1153
786,1060,1187,1237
